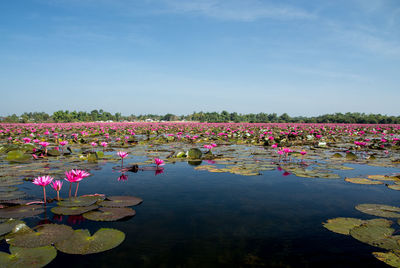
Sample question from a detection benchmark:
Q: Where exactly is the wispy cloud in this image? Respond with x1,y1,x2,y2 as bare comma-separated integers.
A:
161,0,316,21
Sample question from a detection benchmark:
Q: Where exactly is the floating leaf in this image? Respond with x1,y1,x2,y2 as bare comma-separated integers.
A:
367,175,397,181
388,185,400,191
0,178,24,186
5,150,31,162
6,224,74,248
83,207,135,221
0,191,27,201
55,228,125,255
345,178,383,185
51,205,98,215
373,251,400,268
98,196,143,207
0,205,44,219
345,152,357,160
0,187,18,192
356,204,400,218
323,217,365,235
187,148,202,159
47,149,61,156
0,219,25,236
57,196,104,207
350,220,400,250
0,246,57,268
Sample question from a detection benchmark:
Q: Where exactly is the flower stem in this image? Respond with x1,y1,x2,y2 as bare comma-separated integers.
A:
43,186,46,204
69,182,72,198
74,182,80,197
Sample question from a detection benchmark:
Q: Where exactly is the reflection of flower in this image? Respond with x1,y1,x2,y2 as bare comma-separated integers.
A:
282,171,291,176
205,160,216,164
155,167,164,176
53,214,63,222
67,215,85,225
118,173,128,181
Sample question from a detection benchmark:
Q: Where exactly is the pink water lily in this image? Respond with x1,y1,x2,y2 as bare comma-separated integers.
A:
64,169,90,197
32,176,54,203
154,158,165,167
117,151,128,167
51,180,63,200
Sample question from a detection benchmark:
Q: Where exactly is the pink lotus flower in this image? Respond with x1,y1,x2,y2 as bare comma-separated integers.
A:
60,140,68,146
211,143,217,147
117,151,128,167
23,137,31,143
39,141,49,147
300,150,307,156
204,144,213,150
91,142,97,147
271,144,278,148
154,158,165,167
32,176,54,203
101,142,108,147
51,180,63,200
64,169,90,197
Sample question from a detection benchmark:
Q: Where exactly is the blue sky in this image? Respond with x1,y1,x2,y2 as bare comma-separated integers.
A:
0,0,399,116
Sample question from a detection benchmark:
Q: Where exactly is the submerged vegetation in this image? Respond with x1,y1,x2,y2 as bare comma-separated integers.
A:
0,121,399,267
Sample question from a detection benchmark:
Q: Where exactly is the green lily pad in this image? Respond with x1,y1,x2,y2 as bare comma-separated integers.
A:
0,205,44,219
331,153,343,158
0,187,18,192
51,205,98,215
0,246,57,268
5,150,31,162
83,207,135,221
345,177,383,185
388,185,400,191
98,196,143,207
350,220,400,250
47,149,61,156
55,228,125,255
345,152,357,160
57,196,104,207
323,217,365,235
0,220,25,236
0,191,27,201
0,178,24,187
187,148,202,159
373,251,400,268
367,175,397,181
6,224,74,248
356,204,400,218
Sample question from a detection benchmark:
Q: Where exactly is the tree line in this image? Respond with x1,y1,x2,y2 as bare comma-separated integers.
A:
1,110,399,124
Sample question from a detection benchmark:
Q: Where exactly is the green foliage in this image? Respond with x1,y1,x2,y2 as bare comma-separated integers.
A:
1,111,399,124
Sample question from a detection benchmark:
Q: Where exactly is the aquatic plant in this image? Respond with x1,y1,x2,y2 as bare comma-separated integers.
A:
32,176,54,203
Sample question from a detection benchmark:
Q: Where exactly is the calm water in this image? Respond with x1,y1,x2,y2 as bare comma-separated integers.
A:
3,159,400,267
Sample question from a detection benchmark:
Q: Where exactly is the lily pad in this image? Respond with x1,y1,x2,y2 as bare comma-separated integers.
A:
373,251,400,268
350,220,400,250
323,217,365,235
0,187,18,192
0,178,24,186
0,191,27,201
187,148,202,159
6,224,74,248
51,205,98,216
0,220,25,236
83,207,135,221
356,204,400,218
55,228,125,255
98,196,143,207
345,152,357,160
5,150,31,162
0,205,44,219
0,246,57,268
388,185,400,191
367,175,397,181
345,178,383,185
47,149,61,156
57,196,104,207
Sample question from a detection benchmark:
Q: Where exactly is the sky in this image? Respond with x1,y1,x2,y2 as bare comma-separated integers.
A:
0,0,399,116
